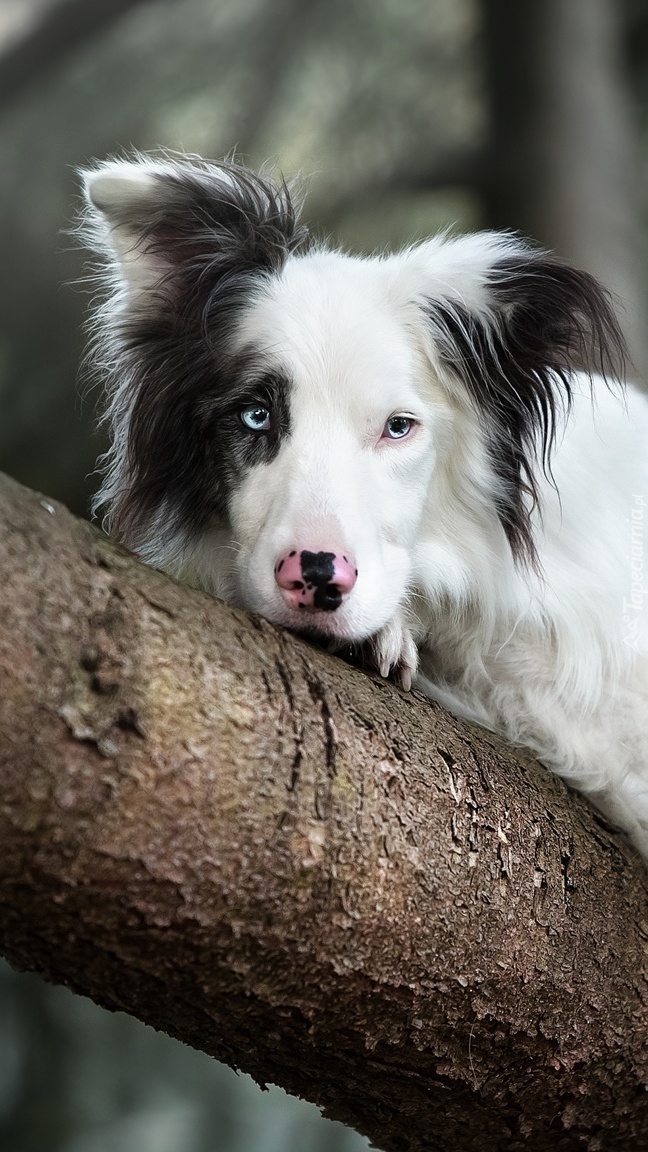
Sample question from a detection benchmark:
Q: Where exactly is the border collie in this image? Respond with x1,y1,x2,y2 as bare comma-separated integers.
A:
80,154,648,858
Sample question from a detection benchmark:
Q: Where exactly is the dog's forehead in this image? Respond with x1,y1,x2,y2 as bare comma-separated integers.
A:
234,250,420,404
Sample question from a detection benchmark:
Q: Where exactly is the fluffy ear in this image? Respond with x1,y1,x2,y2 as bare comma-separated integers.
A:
79,154,306,557
80,152,307,304
411,233,626,565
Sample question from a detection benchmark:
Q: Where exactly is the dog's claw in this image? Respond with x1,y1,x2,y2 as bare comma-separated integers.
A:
372,614,418,690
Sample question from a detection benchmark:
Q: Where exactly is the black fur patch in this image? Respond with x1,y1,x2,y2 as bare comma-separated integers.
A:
92,161,308,549
120,313,292,525
428,254,626,564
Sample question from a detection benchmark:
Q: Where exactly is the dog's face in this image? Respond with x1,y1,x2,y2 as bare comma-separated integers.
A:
81,155,622,648
220,252,449,641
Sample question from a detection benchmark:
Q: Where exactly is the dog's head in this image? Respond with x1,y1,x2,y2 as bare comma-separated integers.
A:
80,154,624,643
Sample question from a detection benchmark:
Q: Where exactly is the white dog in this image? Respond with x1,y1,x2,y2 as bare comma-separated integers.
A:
80,154,648,857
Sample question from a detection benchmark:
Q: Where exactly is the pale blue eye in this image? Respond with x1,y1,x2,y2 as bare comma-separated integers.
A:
240,405,271,432
384,415,413,439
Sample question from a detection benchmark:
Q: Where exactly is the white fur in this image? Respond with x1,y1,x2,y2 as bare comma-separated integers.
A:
185,243,648,855
82,163,648,858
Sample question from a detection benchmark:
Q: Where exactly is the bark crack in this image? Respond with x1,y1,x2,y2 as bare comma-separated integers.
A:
2,471,648,1152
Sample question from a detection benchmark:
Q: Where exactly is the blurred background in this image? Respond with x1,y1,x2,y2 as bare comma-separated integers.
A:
0,0,647,1148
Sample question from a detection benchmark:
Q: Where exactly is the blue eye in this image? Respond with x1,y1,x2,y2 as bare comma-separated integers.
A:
383,415,414,440
240,405,271,432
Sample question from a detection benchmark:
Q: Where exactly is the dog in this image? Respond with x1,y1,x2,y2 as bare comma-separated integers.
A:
79,153,648,857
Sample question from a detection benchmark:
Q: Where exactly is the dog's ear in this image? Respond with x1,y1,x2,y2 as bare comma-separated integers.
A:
80,154,307,306
79,155,307,560
409,233,626,564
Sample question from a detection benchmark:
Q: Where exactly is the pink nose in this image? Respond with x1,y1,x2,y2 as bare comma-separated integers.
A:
274,549,358,612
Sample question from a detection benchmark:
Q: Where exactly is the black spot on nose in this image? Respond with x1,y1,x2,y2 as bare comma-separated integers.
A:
300,551,341,611
301,551,335,585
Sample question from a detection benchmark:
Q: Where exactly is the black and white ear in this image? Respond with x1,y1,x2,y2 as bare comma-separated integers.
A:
79,153,307,559
80,153,307,305
410,232,626,564
81,161,173,294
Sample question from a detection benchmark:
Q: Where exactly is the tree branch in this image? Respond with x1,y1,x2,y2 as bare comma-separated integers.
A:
1,469,648,1152
0,0,154,114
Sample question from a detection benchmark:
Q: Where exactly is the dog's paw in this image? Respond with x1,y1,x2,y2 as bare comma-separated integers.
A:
371,615,418,691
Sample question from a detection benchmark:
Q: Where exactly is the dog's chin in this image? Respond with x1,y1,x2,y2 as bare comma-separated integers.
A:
284,610,367,644
256,599,376,645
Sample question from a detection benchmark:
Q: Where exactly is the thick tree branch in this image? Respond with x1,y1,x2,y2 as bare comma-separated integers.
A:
1,470,648,1152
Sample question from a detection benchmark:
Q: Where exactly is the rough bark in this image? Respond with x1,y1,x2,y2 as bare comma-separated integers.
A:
1,469,648,1152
